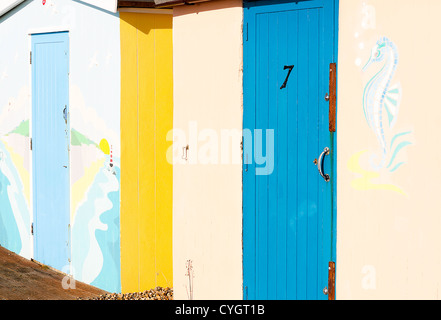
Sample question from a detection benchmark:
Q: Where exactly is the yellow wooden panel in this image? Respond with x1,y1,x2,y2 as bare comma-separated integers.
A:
154,15,173,288
120,12,173,293
137,14,157,290
120,13,140,294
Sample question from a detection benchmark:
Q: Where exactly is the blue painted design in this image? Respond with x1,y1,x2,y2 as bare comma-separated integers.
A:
0,162,21,253
32,32,70,271
71,161,121,293
91,166,121,292
387,141,412,169
389,162,405,173
243,0,337,300
390,131,411,150
362,37,405,170
0,140,31,257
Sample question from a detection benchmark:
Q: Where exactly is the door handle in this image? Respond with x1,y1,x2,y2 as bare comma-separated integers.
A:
317,147,330,182
63,105,67,124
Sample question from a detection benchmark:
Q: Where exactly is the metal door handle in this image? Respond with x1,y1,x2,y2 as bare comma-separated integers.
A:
63,105,67,124
317,147,330,182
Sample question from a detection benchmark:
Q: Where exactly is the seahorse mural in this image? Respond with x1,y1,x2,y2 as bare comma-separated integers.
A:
362,37,401,169
348,36,413,195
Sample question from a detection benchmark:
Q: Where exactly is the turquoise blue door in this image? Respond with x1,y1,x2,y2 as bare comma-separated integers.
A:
243,0,338,300
32,32,70,272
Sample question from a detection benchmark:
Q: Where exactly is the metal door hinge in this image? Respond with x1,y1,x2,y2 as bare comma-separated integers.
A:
31,223,33,235
30,52,32,64
328,63,337,132
245,23,248,42
30,138,32,151
327,261,336,300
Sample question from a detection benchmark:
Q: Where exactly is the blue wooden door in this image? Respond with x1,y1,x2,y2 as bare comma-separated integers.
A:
243,0,337,300
32,32,70,272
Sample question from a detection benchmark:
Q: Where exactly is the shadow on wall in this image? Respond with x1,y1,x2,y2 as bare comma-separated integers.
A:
172,0,243,17
120,11,171,36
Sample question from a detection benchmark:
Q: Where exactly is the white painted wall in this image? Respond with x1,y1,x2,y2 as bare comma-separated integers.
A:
0,0,25,17
0,0,121,292
77,0,117,13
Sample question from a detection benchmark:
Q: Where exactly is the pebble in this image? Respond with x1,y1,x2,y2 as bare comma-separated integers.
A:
80,287,173,300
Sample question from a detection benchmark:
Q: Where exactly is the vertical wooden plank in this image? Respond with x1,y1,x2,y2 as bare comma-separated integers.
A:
242,7,257,300
137,13,156,290
267,12,278,300
296,8,309,299
120,13,141,293
320,0,336,299
286,9,299,300
153,13,173,289
276,11,288,300
256,12,269,299
306,8,320,300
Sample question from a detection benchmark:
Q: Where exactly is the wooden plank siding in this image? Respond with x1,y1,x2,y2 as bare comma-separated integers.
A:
120,12,173,293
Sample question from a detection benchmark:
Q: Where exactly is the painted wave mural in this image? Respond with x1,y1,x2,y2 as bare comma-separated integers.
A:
0,115,121,293
0,138,30,257
0,122,32,259
70,130,121,293
71,147,121,293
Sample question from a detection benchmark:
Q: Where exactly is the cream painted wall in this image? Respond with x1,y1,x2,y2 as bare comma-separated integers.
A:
172,0,243,300
337,0,441,299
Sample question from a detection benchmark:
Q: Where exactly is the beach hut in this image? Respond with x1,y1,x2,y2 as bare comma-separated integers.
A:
0,0,173,294
164,0,441,300
2,0,441,301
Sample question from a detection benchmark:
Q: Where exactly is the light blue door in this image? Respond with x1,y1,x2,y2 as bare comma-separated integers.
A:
32,32,70,272
243,0,337,300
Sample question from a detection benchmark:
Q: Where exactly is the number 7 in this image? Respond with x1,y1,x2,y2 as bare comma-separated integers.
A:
280,65,294,89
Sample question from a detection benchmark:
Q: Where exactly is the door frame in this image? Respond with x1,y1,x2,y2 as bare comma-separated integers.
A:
30,30,71,272
242,0,339,299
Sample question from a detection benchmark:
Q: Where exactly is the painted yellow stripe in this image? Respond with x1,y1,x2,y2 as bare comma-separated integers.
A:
120,12,173,293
